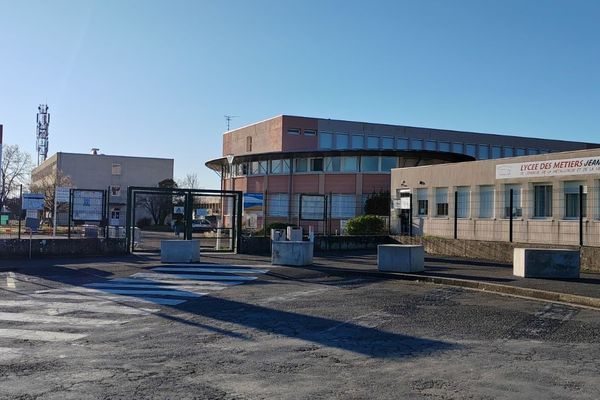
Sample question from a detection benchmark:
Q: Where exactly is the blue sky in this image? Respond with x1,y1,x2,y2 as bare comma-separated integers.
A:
1,0,599,188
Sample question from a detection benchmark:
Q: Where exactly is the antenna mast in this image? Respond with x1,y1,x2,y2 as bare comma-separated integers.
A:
36,104,50,165
224,115,238,131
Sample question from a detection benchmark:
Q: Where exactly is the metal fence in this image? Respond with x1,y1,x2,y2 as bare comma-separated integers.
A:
391,185,600,247
242,192,390,236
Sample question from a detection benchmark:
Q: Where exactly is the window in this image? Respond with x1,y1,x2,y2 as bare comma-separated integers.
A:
516,148,526,156
456,186,470,218
528,148,539,155
335,133,349,149
341,156,358,172
331,194,356,218
466,144,477,157
411,139,423,150
361,156,379,172
310,158,323,172
491,146,502,159
351,135,364,149
235,163,248,176
504,184,522,217
325,157,341,172
380,157,397,172
503,147,514,157
479,186,494,218
564,181,586,218
367,136,379,149
319,132,333,149
250,160,267,175
397,138,409,150
304,129,316,136
246,136,252,152
533,184,553,218
268,193,289,217
452,143,464,153
382,137,394,149
270,159,290,174
417,188,428,216
439,142,450,152
425,140,436,151
435,188,449,216
295,158,308,173
111,163,121,175
478,144,489,159
287,128,300,135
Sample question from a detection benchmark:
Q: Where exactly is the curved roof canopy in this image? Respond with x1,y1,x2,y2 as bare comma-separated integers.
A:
205,149,474,172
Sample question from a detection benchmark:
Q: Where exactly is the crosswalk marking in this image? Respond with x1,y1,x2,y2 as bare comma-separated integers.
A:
0,300,157,315
0,328,87,342
151,267,269,274
132,272,256,281
84,282,226,291
0,311,126,326
0,264,269,346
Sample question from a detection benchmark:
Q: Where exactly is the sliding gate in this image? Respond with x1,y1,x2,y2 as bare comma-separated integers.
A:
125,187,242,254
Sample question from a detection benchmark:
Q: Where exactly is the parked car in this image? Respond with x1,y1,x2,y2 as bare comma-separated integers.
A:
192,219,215,233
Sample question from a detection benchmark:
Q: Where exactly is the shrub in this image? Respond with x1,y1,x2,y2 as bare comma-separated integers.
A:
136,217,152,229
345,215,386,235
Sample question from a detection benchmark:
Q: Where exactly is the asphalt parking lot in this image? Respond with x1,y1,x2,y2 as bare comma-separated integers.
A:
0,253,599,399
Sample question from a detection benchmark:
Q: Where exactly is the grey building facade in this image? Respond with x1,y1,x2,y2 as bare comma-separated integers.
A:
31,152,174,226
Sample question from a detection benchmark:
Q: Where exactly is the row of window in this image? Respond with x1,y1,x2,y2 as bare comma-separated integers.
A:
267,193,359,219
412,181,593,219
226,156,400,177
309,131,550,159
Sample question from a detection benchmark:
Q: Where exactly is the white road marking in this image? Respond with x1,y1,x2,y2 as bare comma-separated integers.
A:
132,272,256,282
0,311,125,326
90,288,206,298
0,328,87,342
152,267,269,274
83,282,225,291
108,277,231,287
0,346,22,361
30,293,185,305
0,300,157,315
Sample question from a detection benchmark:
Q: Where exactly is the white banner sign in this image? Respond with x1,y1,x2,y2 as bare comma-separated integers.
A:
496,156,600,180
55,187,70,203
73,191,103,221
23,193,45,210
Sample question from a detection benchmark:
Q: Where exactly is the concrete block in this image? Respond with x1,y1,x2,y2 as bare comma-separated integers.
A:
513,248,580,278
161,240,200,263
377,244,425,272
287,227,303,241
272,241,313,266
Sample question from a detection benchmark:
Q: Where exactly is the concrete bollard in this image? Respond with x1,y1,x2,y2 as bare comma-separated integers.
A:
513,248,580,278
377,244,425,273
161,240,200,263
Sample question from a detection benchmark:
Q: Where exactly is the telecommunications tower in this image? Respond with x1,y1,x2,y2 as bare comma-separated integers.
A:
36,104,50,165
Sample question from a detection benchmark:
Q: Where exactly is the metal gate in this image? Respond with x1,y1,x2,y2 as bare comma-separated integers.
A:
125,187,242,254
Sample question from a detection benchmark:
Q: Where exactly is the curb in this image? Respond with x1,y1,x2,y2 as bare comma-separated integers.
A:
309,265,600,310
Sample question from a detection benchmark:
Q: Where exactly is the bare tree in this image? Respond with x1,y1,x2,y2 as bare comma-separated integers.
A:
136,179,178,226
178,173,200,189
1,144,34,208
29,170,73,224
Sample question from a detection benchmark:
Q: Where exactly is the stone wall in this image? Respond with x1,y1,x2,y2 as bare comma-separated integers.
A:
0,238,127,259
239,235,393,255
391,235,600,273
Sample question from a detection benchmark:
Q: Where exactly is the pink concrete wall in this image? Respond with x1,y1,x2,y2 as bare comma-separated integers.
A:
281,116,319,151
324,174,356,194
222,116,283,156
266,175,290,193
362,175,390,193
246,177,266,193
293,175,319,193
